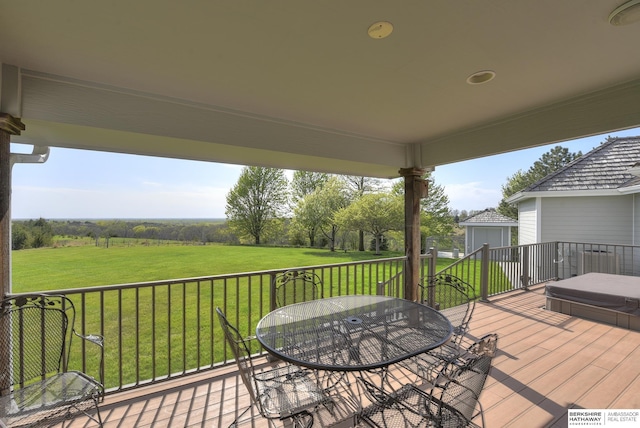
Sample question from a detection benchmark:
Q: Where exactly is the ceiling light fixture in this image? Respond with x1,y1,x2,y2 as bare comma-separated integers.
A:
368,21,393,39
466,70,496,85
609,0,640,26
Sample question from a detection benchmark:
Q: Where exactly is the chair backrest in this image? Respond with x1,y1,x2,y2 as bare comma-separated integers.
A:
274,270,322,308
215,307,261,410
422,274,476,344
442,333,498,422
0,294,74,390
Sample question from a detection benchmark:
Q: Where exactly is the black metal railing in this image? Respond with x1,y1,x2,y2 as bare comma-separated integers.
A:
419,241,640,308
7,240,639,395
9,257,409,393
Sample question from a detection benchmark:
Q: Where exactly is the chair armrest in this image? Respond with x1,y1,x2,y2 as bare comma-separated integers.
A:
72,330,105,392
75,331,105,347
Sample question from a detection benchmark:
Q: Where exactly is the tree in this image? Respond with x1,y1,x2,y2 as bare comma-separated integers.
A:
28,218,54,248
12,223,29,250
419,175,455,243
498,146,582,219
179,224,207,244
291,177,349,249
335,193,403,255
340,175,384,251
225,166,289,244
292,192,325,248
316,178,351,251
290,171,329,202
530,145,582,179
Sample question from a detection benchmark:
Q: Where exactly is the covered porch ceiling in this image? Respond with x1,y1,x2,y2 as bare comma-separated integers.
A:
1,1,640,178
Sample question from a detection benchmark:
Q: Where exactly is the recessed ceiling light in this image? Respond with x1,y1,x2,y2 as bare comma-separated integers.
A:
609,0,640,26
466,70,496,85
368,21,393,39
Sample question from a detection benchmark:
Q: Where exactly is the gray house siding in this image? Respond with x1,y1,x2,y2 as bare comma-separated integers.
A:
518,199,538,245
540,196,633,245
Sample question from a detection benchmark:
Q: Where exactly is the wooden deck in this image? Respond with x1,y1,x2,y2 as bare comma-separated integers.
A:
63,285,640,427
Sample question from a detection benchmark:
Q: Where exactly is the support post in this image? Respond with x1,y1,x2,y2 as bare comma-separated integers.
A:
522,245,530,291
0,113,24,297
269,272,277,311
399,167,427,302
480,243,490,301
553,241,559,280
0,113,24,399
427,247,437,306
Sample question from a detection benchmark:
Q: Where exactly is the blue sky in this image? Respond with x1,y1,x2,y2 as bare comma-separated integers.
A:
10,127,640,219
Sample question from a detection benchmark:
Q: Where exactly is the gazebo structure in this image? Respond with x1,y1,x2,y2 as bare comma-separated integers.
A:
460,209,518,255
1,1,640,301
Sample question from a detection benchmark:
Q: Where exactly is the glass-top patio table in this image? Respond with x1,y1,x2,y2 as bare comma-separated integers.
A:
256,295,453,372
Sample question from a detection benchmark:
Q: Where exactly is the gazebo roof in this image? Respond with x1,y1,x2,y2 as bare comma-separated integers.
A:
459,210,518,227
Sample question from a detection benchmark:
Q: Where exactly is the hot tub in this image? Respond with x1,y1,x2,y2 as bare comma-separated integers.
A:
546,272,640,331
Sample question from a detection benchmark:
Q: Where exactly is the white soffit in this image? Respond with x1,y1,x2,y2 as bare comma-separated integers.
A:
1,1,640,175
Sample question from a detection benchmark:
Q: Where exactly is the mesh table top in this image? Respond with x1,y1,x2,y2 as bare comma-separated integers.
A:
256,295,453,371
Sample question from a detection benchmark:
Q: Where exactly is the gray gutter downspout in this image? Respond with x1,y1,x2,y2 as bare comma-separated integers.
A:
7,144,50,293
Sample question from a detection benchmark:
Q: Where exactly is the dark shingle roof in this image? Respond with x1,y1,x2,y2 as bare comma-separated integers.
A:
460,209,517,225
525,136,640,192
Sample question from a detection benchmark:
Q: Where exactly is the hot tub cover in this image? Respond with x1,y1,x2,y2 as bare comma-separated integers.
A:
546,273,640,316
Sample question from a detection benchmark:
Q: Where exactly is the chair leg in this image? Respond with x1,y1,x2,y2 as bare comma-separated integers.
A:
70,397,104,427
57,400,102,428
229,405,253,428
291,410,314,428
92,397,104,427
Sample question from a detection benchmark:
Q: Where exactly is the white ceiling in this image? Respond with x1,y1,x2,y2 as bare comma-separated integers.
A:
1,0,640,178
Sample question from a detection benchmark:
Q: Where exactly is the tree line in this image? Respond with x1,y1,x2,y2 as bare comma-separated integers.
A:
11,219,238,250
225,170,457,254
12,145,583,252
224,145,583,252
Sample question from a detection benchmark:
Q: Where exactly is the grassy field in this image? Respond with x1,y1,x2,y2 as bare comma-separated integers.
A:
12,243,407,292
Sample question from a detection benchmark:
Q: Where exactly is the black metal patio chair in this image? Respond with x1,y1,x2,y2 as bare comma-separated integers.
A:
0,294,104,427
274,270,323,308
216,307,333,428
356,333,498,428
421,274,476,346
402,274,477,383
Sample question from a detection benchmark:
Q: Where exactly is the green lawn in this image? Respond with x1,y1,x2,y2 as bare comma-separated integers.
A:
12,244,407,292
